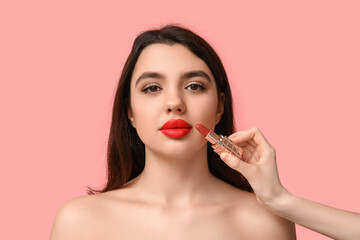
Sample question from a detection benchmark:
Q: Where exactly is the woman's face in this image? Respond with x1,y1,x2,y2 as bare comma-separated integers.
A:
128,43,224,158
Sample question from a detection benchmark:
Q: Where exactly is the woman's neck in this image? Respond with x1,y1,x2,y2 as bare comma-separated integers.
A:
127,146,219,207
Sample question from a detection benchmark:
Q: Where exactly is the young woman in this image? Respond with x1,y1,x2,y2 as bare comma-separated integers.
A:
50,25,296,239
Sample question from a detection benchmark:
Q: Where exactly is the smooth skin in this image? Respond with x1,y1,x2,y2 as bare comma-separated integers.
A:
220,127,360,240
50,44,296,239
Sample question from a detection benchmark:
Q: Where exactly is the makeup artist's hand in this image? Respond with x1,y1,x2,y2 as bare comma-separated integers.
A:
219,127,288,206
220,127,360,240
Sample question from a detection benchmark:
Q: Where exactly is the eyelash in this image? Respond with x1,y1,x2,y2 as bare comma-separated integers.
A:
141,84,162,93
141,82,206,94
185,83,206,91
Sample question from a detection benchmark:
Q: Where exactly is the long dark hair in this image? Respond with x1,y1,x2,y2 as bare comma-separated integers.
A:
87,24,252,194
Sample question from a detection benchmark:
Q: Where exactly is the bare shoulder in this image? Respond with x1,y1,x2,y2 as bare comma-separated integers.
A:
49,194,108,240
210,179,295,238
230,189,296,239
49,188,136,240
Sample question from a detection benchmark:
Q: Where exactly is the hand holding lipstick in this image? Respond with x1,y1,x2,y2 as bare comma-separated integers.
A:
218,127,286,206
218,127,360,240
195,124,284,205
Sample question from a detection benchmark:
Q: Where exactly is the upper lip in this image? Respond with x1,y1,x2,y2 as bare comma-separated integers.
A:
160,119,192,129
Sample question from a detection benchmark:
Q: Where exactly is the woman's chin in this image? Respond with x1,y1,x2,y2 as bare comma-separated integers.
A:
145,143,206,161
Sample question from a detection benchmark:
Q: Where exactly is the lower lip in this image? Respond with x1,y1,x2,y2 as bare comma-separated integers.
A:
160,128,192,138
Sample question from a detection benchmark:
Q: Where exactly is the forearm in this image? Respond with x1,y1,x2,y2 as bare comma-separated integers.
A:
222,128,360,239
266,191,360,240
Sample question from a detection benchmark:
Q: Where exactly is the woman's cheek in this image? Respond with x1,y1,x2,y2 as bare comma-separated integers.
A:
192,98,219,126
132,96,163,131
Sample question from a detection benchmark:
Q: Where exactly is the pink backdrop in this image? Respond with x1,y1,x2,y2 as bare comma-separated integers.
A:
1,1,359,239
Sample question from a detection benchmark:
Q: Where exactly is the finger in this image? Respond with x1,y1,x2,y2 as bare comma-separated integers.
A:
235,139,257,149
243,143,262,159
230,127,271,148
229,129,256,145
241,145,260,164
248,139,258,148
242,142,256,153
220,152,253,177
240,147,253,163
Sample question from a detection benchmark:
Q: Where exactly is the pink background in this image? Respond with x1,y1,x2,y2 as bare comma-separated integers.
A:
1,1,359,239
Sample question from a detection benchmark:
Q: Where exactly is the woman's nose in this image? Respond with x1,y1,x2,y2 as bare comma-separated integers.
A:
164,92,186,114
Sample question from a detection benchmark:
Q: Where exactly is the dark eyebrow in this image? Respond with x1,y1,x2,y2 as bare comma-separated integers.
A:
135,70,212,87
135,72,165,87
182,70,211,83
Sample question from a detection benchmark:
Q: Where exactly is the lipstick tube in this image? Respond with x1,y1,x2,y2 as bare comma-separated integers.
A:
195,123,244,161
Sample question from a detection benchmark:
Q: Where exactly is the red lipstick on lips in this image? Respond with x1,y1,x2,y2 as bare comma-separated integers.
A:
160,119,192,138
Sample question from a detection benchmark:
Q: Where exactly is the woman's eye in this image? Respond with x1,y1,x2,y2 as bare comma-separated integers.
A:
142,85,162,93
186,83,205,91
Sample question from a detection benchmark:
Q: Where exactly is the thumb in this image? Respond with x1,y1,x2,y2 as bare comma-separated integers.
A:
220,152,250,175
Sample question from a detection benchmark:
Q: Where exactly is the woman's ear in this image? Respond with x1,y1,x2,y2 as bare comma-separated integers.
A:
216,92,225,125
126,99,136,128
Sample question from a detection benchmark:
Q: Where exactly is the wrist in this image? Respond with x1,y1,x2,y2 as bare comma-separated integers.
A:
262,187,293,214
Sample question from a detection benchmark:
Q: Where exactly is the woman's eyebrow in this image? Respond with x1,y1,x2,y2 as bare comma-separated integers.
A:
135,72,164,87
135,70,212,87
182,70,211,83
